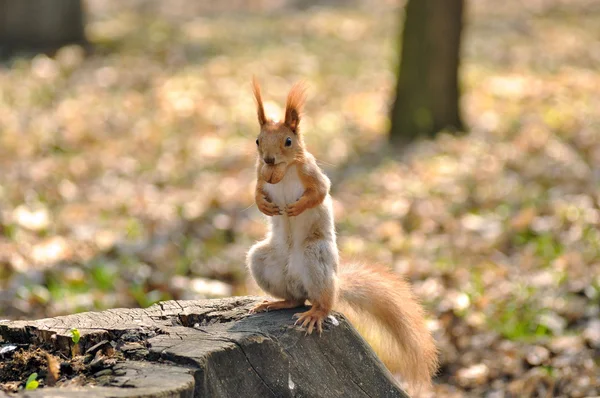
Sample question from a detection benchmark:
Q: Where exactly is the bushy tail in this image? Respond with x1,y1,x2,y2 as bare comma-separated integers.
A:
335,263,438,389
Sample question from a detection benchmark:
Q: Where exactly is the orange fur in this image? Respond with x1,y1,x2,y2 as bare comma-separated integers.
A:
252,76,267,126
285,81,307,133
252,79,324,215
255,174,280,216
250,299,305,313
286,157,329,216
336,263,439,389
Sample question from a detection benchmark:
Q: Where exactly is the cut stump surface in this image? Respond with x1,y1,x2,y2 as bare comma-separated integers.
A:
0,296,408,397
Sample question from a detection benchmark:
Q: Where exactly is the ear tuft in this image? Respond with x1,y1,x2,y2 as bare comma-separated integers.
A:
252,76,267,126
284,81,307,133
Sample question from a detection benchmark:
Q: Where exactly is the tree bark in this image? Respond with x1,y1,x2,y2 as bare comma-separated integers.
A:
1,297,409,398
0,0,86,57
389,0,465,144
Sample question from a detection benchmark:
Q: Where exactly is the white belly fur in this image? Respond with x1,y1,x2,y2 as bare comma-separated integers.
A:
263,165,326,299
263,165,318,246
264,165,304,209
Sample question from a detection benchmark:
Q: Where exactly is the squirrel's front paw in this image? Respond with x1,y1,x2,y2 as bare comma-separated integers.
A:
286,201,307,217
257,196,281,216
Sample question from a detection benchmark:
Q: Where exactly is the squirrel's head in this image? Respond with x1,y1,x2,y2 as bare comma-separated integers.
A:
252,77,306,184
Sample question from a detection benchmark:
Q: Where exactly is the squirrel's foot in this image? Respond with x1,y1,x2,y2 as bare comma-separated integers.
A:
294,306,329,336
249,299,304,314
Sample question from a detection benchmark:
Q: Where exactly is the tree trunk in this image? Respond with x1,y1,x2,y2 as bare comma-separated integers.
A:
0,0,86,57
0,297,409,398
389,0,465,144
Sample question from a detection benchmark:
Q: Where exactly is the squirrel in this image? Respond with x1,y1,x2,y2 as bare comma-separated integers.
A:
246,77,438,389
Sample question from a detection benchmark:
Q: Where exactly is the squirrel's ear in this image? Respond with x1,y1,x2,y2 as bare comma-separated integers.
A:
284,81,306,134
252,76,267,126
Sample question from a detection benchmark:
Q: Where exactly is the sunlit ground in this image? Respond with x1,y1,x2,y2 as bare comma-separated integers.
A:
1,0,599,396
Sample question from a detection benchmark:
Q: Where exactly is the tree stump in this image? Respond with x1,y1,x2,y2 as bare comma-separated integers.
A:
0,297,409,397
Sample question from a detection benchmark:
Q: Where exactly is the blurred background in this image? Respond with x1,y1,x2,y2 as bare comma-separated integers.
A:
1,0,599,396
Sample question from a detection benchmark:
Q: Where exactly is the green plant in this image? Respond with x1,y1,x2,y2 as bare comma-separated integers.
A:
25,373,39,390
69,328,80,344
488,298,552,341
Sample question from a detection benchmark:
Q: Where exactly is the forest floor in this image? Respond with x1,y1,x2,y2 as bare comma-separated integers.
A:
1,0,599,396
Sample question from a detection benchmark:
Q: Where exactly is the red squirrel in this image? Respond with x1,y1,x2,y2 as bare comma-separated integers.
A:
246,78,438,389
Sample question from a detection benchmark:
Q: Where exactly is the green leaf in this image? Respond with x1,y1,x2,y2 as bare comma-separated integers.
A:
25,380,39,390
70,328,81,344
25,373,39,390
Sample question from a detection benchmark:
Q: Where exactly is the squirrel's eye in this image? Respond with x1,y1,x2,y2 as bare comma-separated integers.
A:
285,137,292,147
256,139,259,146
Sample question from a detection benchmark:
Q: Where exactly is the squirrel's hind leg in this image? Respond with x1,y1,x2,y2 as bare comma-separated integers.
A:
288,239,338,336
293,303,330,335
247,239,288,298
250,299,305,314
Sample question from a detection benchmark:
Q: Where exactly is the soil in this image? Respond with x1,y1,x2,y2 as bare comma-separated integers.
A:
0,344,121,394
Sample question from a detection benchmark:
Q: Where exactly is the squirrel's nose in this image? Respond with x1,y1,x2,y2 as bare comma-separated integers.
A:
264,156,275,165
